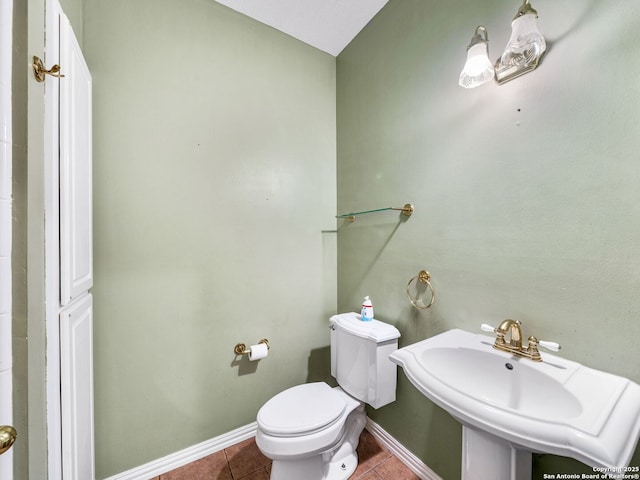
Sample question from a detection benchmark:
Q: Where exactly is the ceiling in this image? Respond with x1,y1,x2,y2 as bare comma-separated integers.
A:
213,0,389,56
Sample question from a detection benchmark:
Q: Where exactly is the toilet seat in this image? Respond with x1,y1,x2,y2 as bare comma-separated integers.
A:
257,383,346,437
256,384,364,461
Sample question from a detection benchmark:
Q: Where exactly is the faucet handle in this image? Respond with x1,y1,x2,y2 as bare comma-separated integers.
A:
538,340,561,352
480,324,496,333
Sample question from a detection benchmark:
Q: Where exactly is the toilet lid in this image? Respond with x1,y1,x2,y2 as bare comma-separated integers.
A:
257,382,346,437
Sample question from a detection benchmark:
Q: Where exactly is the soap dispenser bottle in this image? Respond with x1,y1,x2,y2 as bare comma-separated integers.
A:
361,296,374,321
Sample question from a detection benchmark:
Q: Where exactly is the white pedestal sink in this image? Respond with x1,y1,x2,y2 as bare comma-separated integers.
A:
390,329,640,480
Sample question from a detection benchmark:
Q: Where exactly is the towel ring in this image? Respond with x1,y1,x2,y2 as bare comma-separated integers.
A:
406,270,435,309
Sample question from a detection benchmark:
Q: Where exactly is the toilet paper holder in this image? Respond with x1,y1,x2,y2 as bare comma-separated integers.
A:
234,338,270,356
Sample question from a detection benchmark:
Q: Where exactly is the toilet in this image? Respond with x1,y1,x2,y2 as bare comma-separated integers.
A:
255,312,401,480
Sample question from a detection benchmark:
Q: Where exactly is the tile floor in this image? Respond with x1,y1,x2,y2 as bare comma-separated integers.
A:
153,429,420,480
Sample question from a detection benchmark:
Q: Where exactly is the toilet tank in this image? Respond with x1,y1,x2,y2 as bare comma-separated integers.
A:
329,312,401,409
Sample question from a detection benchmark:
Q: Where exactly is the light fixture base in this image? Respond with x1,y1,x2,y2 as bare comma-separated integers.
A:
514,0,538,20
494,54,542,85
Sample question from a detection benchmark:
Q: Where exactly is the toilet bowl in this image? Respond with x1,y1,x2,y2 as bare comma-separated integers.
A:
256,383,366,480
255,313,401,480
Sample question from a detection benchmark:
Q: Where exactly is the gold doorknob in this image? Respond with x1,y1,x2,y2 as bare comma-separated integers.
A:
0,425,17,455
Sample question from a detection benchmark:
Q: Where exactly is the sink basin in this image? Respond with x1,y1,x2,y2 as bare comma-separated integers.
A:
421,346,583,422
390,329,640,473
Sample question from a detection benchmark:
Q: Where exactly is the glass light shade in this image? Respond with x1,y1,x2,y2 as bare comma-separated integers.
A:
499,13,546,68
459,41,495,89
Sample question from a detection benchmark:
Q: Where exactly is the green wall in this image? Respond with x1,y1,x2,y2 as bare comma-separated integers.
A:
336,0,640,478
82,0,336,477
21,0,637,478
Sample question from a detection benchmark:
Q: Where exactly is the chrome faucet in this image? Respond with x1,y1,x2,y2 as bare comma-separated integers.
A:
480,320,561,362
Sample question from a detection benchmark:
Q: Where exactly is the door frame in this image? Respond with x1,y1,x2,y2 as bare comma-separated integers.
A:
43,0,63,476
0,0,14,476
24,0,65,477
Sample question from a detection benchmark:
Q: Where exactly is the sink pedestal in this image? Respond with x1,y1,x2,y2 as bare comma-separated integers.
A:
462,426,531,480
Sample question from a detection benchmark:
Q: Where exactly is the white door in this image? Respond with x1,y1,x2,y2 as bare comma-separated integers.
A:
60,293,94,480
60,10,93,307
58,11,95,480
28,0,94,477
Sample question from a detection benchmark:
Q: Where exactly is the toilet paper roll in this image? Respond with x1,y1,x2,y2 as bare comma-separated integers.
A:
248,343,269,361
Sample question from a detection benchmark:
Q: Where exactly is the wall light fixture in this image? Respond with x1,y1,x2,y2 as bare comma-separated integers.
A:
458,26,494,89
459,0,546,88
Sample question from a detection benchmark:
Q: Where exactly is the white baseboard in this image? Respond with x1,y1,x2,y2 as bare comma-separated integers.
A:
103,422,257,480
365,418,443,480
104,418,441,480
